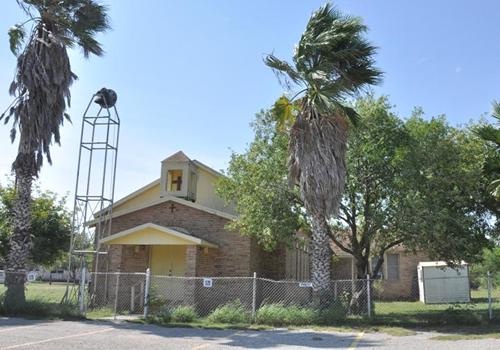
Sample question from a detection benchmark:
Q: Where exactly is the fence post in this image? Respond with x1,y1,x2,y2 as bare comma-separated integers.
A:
113,273,120,320
143,268,151,319
79,266,87,315
366,274,371,318
252,272,257,322
487,271,493,321
131,285,135,312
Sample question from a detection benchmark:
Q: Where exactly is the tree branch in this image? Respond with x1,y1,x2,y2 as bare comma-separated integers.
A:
326,225,355,256
370,239,404,279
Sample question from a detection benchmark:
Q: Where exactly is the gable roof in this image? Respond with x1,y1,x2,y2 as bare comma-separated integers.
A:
100,222,218,247
92,151,233,223
88,195,236,227
192,160,223,178
111,178,160,211
162,150,191,163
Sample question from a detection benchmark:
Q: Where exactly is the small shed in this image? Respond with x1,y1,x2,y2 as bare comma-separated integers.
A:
418,261,470,304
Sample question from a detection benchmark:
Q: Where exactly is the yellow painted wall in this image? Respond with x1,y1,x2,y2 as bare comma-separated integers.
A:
104,227,194,245
113,182,160,215
195,168,235,214
150,245,186,276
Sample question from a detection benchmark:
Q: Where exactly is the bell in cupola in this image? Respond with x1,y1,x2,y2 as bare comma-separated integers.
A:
94,88,117,108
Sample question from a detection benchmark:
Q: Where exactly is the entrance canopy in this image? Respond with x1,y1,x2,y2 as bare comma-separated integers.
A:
100,222,218,247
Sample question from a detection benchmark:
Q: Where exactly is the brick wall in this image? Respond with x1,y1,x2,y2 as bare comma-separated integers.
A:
104,200,256,277
374,250,429,300
258,245,287,280
332,257,352,280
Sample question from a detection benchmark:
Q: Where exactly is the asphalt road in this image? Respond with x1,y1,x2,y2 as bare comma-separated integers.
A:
0,317,499,349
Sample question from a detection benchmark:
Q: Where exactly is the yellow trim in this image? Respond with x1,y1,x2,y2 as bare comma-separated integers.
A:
192,160,223,178
100,223,218,247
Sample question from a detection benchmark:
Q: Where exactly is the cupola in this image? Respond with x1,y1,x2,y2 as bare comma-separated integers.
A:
160,151,197,201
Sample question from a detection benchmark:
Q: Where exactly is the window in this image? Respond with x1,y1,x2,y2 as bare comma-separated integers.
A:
371,257,384,279
168,170,183,191
386,254,400,280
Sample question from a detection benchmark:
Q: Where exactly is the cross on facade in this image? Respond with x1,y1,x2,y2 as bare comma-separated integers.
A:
172,175,182,191
169,203,176,213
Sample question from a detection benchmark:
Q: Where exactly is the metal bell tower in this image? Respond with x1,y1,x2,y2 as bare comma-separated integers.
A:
63,88,120,304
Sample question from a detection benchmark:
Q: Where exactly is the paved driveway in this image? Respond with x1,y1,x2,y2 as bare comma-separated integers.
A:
0,318,499,349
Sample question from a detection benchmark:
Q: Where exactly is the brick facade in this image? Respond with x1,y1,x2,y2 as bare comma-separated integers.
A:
330,244,429,300
373,250,429,300
102,200,284,278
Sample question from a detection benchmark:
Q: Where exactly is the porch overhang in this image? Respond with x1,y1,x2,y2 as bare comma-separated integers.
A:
100,223,218,248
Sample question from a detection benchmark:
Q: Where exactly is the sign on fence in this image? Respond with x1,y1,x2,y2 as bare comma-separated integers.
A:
298,282,313,288
203,278,213,288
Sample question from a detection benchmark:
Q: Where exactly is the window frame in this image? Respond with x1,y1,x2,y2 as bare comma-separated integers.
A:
167,169,184,192
385,253,400,281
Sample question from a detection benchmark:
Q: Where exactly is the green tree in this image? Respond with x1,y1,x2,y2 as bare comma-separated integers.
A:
217,111,305,251
0,183,71,268
475,101,500,203
0,0,109,306
264,3,382,294
218,96,494,283
470,247,500,288
337,101,493,278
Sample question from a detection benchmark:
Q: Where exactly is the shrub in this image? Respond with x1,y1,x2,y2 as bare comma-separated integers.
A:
171,305,198,323
156,306,171,323
316,302,348,324
0,298,80,319
207,300,250,324
256,303,317,326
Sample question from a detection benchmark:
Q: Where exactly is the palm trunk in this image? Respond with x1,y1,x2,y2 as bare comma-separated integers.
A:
4,168,33,308
310,214,332,302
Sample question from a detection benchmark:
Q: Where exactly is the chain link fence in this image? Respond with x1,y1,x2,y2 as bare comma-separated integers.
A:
84,271,147,316
1,268,499,325
83,270,370,320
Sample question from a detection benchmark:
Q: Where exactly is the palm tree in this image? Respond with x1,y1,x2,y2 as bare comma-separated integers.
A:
476,101,500,198
0,0,109,307
265,4,382,295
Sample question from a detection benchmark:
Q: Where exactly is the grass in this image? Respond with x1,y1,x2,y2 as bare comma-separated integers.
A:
432,333,500,341
370,287,500,327
1,282,500,339
0,281,80,319
86,307,115,320
134,317,271,331
429,324,500,341
304,325,417,336
0,281,68,303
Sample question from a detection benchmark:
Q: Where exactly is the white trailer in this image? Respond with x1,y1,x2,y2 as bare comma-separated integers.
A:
418,261,470,304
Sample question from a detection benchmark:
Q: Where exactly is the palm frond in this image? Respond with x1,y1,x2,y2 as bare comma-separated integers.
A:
476,125,500,146
271,95,299,130
8,24,25,56
266,3,381,122
264,54,303,89
265,3,381,218
492,100,500,121
333,103,361,126
4,0,109,174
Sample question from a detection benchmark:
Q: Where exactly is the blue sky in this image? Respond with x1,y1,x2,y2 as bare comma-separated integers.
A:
0,0,499,200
